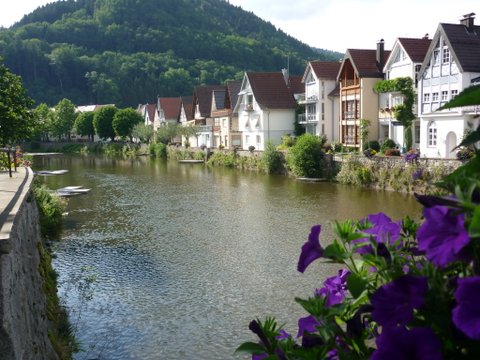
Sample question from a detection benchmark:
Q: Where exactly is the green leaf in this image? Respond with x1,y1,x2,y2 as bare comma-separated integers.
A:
324,240,348,261
347,273,368,299
235,342,265,355
469,206,480,237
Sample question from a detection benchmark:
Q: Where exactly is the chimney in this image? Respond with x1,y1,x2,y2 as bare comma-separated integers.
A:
376,39,385,72
461,12,475,32
282,68,289,85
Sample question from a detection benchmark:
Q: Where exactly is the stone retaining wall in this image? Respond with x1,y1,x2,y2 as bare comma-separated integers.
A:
0,168,58,360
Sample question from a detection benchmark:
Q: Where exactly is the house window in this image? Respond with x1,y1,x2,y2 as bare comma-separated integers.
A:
321,103,325,121
441,91,448,101
451,89,458,98
423,93,430,102
321,81,325,99
245,135,250,146
432,92,439,102
415,64,421,86
428,122,437,146
442,47,450,64
256,135,261,145
415,124,420,144
433,49,440,65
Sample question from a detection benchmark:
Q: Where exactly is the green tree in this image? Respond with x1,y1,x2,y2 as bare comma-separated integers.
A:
262,141,284,174
156,122,181,144
74,111,95,141
93,105,117,141
33,103,53,142
132,123,153,143
51,98,76,140
112,108,143,141
0,60,35,146
287,133,325,178
179,125,200,147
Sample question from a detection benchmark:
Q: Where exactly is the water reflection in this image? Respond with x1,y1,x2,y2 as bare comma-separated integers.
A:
34,154,421,360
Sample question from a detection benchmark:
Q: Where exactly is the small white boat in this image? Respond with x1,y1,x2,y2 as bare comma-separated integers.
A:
36,169,69,176
56,186,91,197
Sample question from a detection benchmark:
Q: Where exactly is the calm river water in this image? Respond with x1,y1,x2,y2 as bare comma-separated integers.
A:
33,154,420,360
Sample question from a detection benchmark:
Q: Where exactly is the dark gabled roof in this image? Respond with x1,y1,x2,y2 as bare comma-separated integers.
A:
441,23,480,72
146,104,156,121
213,90,226,110
193,85,226,118
287,75,304,95
328,84,340,97
226,80,242,109
309,61,342,79
342,49,391,78
181,96,193,121
246,72,296,109
158,97,181,120
398,37,432,63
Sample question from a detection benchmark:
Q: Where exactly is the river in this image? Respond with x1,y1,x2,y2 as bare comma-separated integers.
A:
33,154,421,360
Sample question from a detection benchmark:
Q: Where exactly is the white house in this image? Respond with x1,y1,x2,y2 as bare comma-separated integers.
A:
299,61,341,143
234,72,296,151
417,13,480,158
380,37,431,150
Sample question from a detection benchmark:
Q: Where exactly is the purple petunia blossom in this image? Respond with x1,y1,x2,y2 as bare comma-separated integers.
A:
371,275,428,327
316,269,351,307
452,277,480,340
417,206,470,267
297,225,324,273
276,329,291,340
297,315,321,338
412,168,423,181
353,213,402,254
252,354,268,360
371,326,443,360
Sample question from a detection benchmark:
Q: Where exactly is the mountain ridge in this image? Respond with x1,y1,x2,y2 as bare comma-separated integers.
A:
0,0,343,107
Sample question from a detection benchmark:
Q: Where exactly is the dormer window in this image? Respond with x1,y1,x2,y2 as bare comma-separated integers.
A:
442,47,450,64
433,50,440,65
246,94,253,111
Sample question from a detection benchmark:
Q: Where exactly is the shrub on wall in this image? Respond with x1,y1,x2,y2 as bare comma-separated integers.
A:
380,139,397,152
33,182,67,238
287,134,325,178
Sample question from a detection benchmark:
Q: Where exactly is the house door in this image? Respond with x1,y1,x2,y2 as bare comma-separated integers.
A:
446,131,457,159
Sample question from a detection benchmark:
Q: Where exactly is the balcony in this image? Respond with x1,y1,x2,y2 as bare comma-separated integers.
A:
198,125,213,133
298,113,318,124
298,94,318,105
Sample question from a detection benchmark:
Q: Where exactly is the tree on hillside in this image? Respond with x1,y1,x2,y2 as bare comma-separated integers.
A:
0,61,35,146
51,98,76,140
112,108,143,141
74,111,95,141
93,105,118,141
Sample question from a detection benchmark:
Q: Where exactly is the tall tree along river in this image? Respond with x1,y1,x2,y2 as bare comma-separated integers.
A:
33,154,421,360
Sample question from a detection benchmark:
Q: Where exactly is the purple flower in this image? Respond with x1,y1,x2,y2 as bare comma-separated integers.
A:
412,168,423,181
371,326,443,360
276,329,290,340
252,354,268,360
297,315,320,337
297,225,324,273
371,275,428,327
353,213,401,254
452,277,480,340
417,206,470,267
404,151,419,163
315,269,351,307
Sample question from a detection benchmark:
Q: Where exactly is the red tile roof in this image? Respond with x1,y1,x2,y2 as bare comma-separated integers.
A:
146,104,156,121
345,49,391,78
193,85,226,118
310,61,342,79
158,97,181,120
398,37,431,63
287,75,304,95
246,72,296,109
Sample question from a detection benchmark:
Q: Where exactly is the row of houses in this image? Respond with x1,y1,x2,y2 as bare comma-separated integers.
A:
137,12,480,159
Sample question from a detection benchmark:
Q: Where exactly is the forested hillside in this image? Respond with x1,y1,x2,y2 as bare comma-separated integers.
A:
0,0,342,107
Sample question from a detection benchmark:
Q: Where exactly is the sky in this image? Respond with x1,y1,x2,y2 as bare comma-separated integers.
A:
0,0,478,53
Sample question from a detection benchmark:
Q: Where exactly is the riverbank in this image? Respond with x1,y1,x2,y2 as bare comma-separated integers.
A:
22,141,464,194
0,168,75,359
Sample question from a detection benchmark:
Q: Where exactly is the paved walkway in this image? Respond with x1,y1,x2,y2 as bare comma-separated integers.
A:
0,167,31,241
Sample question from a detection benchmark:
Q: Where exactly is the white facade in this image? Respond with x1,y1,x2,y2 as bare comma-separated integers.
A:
236,77,295,151
418,33,480,158
300,66,339,143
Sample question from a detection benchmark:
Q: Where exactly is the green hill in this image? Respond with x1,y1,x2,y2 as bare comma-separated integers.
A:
0,0,342,107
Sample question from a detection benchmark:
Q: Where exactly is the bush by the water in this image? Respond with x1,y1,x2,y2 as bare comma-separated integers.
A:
262,141,284,174
287,134,325,178
32,181,66,238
